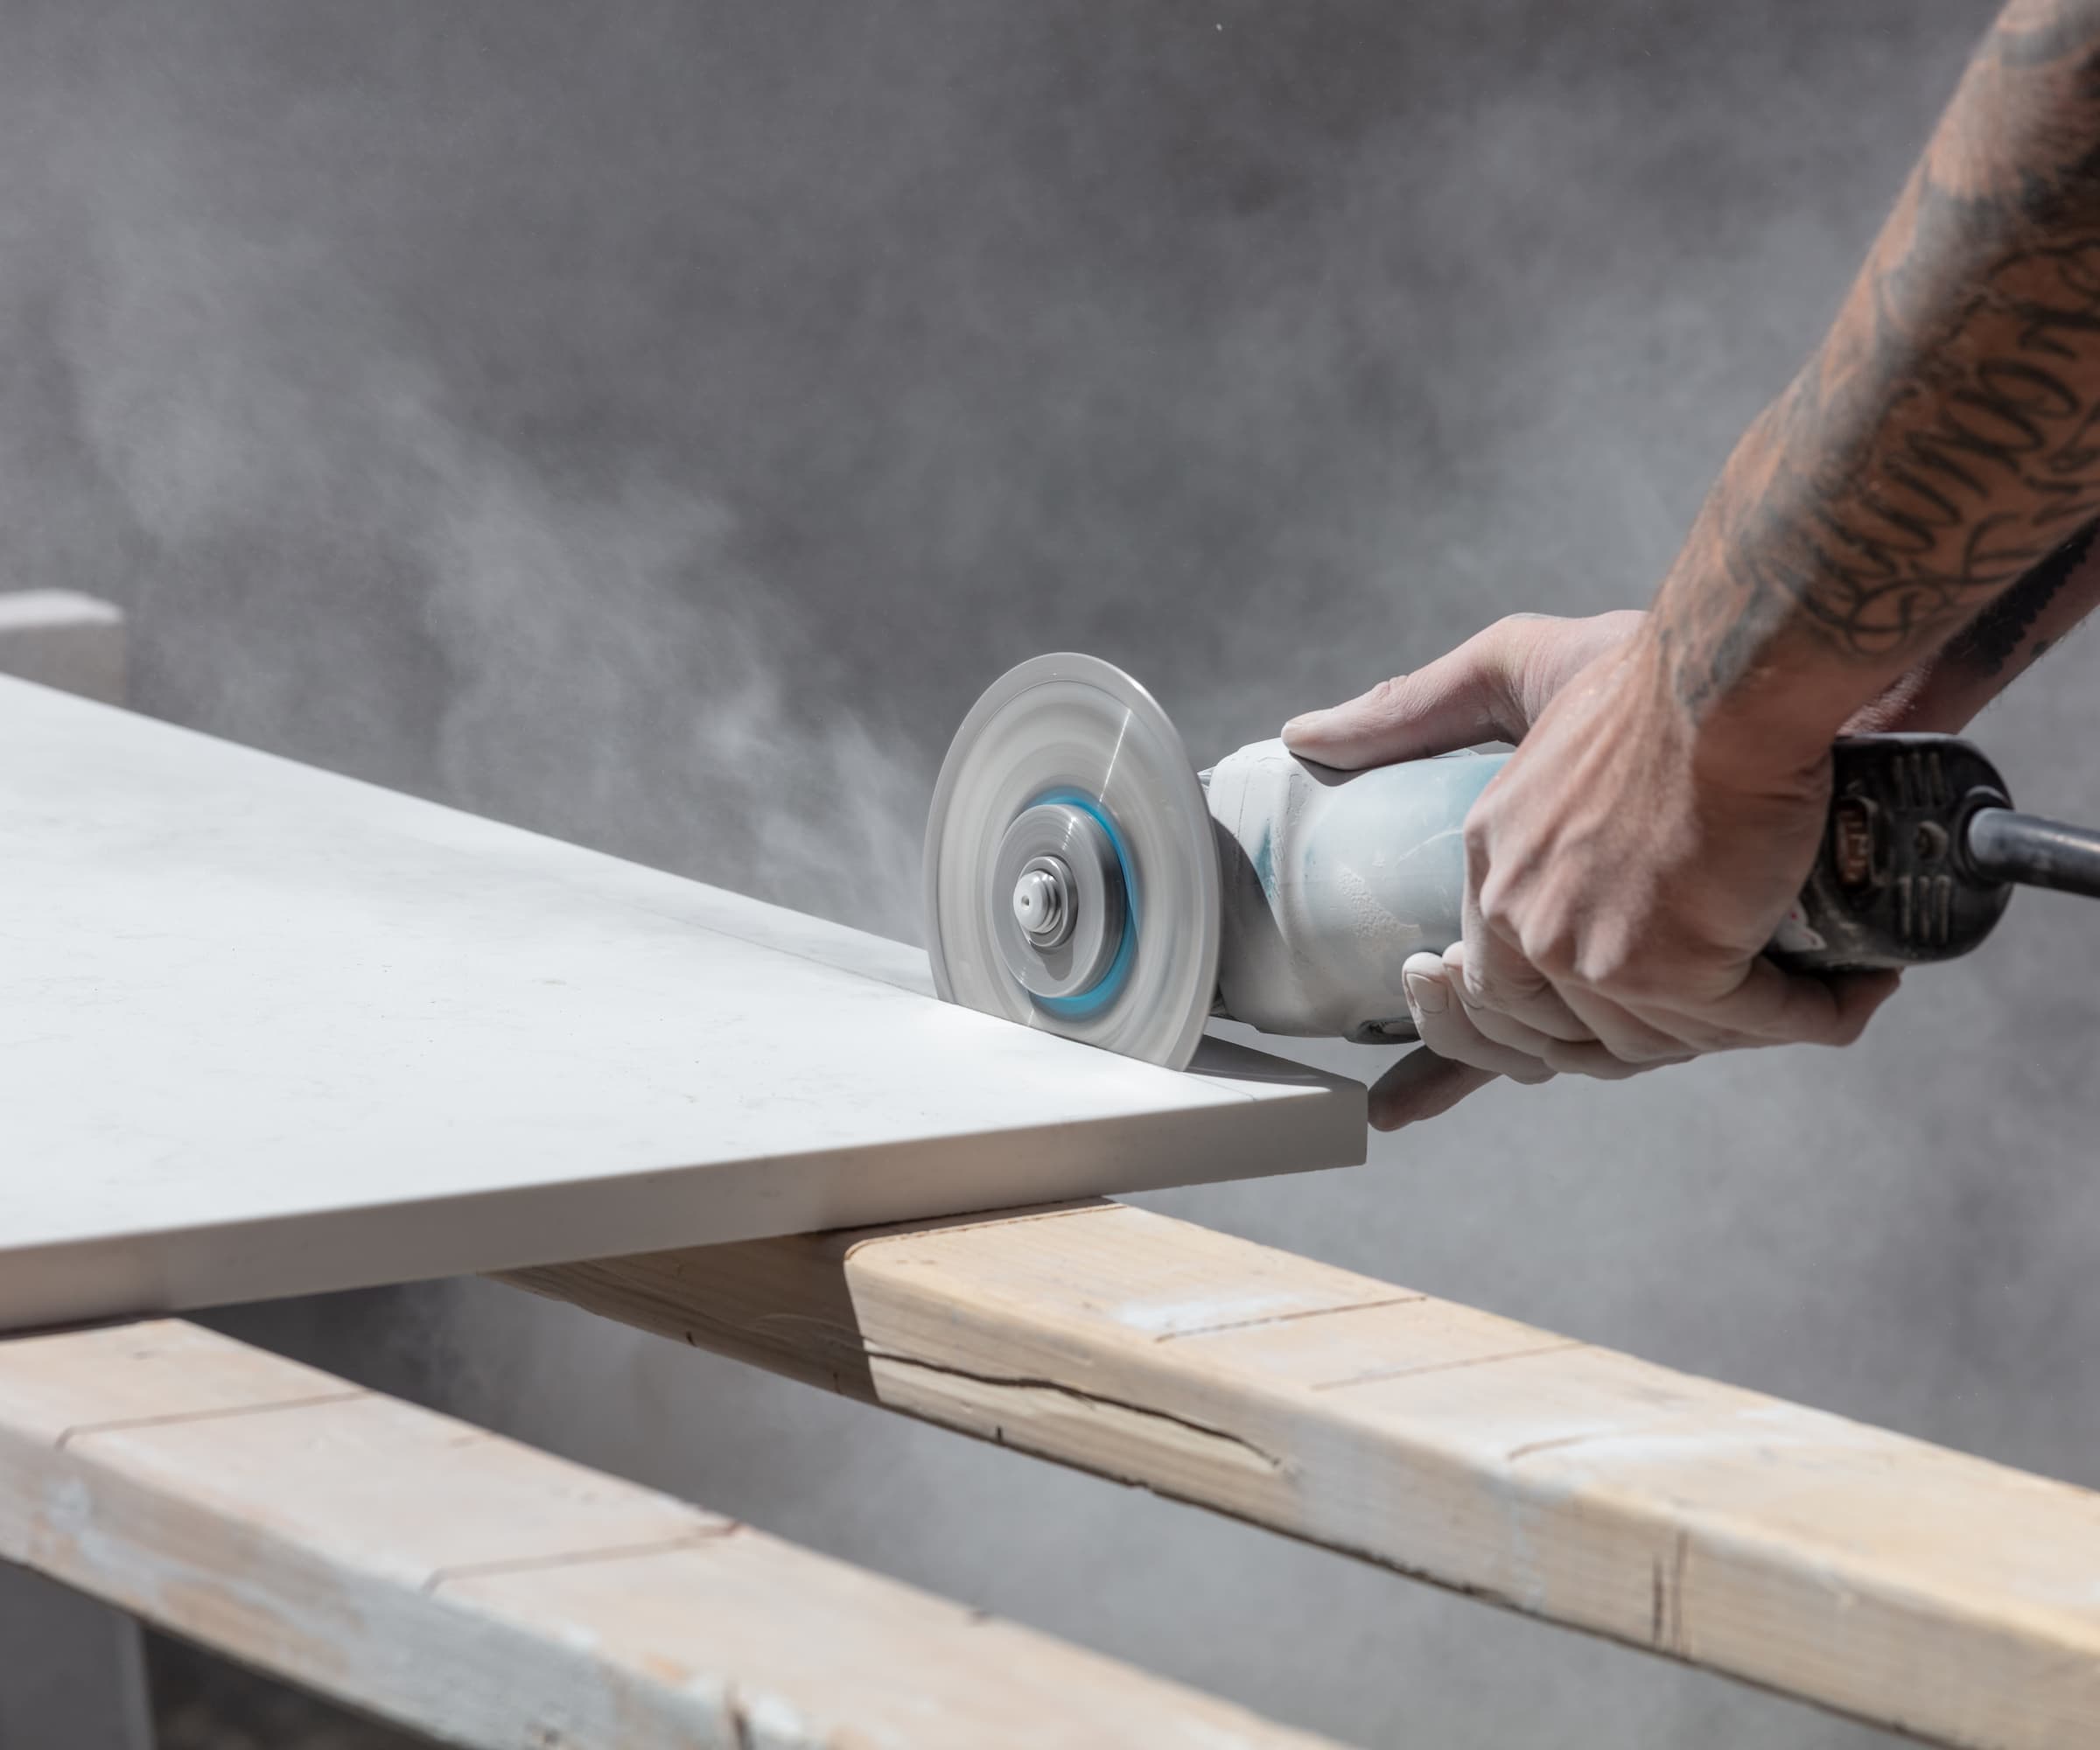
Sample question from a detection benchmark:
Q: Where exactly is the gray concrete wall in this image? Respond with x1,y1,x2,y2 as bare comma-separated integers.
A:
10,4,2096,1745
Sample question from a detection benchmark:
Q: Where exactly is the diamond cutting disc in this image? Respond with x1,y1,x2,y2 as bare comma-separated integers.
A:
924,653,1222,1069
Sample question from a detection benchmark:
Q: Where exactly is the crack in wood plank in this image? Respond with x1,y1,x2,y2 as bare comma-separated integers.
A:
864,1348,1287,1475
424,1527,740,1594
53,1389,372,1451
1152,1294,1430,1344
1502,1405,1690,1466
1308,1340,1587,1395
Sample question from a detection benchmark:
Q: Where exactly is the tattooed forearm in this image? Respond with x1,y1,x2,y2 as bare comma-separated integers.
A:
1942,514,2100,672
1754,237,2100,659
1652,0,2100,729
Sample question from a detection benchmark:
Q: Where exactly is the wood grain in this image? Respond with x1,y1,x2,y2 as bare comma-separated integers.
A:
0,1319,1343,1750
510,1200,2100,1749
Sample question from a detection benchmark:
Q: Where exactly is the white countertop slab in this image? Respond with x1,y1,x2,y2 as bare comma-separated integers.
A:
0,678,1362,1328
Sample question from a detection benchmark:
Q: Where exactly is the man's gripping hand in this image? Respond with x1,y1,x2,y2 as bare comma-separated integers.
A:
1283,613,1900,1130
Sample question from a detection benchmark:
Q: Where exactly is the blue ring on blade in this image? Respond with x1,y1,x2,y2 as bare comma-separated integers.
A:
1031,788,1137,1017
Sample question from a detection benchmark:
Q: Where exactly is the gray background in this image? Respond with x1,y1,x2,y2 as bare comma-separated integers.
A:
8,2,2095,1745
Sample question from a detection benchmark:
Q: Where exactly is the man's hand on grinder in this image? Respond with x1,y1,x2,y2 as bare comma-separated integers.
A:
1282,612,1900,1130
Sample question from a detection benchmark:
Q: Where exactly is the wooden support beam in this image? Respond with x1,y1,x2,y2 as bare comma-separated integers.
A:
508,1201,2100,1750
0,1319,1341,1750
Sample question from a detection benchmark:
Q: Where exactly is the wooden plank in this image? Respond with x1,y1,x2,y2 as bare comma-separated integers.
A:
0,674,1362,1329
0,1319,1344,1750
508,1202,2100,1750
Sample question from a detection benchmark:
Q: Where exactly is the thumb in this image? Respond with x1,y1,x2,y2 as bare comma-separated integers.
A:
1281,611,1643,771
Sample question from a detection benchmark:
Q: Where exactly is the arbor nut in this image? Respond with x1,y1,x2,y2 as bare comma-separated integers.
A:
1012,858,1074,947
988,802,1126,1000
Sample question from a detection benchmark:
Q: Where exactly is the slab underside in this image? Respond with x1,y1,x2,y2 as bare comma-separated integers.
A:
513,1201,2100,1750
0,1319,1343,1750
0,677,1362,1329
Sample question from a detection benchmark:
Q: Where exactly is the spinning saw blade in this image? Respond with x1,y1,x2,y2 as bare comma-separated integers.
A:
922,653,1221,1069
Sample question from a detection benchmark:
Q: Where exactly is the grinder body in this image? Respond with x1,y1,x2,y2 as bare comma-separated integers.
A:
1206,740,1502,1041
1202,732,2020,1046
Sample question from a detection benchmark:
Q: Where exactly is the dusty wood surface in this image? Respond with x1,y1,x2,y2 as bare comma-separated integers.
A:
0,1319,1343,1750
510,1200,2100,1750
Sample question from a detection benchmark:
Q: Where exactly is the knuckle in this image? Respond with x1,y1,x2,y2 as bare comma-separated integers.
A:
1508,912,1577,983
1527,932,1580,984
1458,962,1498,1008
1472,871,1532,943
1596,608,1647,641
1483,612,1558,652
1475,616,1523,660
1568,938,1658,999
1459,948,1534,1010
1509,626,1572,718
1363,674,1410,715
1482,617,1550,731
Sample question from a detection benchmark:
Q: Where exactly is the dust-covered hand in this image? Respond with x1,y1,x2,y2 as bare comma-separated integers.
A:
1281,612,1899,1130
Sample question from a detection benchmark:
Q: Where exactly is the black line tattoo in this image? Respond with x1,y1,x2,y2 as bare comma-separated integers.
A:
1942,514,2099,671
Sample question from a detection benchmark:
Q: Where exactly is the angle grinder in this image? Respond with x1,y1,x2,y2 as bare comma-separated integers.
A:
923,652,2100,1070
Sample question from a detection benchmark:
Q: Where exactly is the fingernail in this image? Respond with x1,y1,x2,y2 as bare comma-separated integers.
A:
1280,711,1323,741
1403,968,1447,1016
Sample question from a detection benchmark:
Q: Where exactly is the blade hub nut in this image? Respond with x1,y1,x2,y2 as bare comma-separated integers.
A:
989,802,1126,1000
1012,858,1074,947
